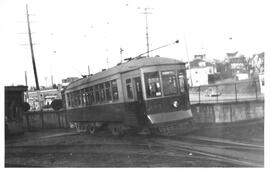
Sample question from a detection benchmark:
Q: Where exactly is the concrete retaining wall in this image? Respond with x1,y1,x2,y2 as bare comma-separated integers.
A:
23,100,264,130
191,100,264,123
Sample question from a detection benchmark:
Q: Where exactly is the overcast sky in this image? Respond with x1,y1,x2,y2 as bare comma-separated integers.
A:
0,0,266,87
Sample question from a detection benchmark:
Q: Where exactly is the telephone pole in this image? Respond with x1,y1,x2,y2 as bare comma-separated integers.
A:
26,4,43,110
25,71,29,101
140,8,152,58
26,4,40,90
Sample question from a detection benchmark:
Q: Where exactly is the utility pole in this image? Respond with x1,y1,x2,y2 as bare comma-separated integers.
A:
184,32,193,87
51,75,54,87
25,71,29,102
26,4,40,90
26,4,43,110
120,48,124,63
106,49,109,69
88,65,90,76
140,8,152,58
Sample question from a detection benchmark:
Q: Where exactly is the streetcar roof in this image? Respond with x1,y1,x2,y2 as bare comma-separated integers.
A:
66,56,185,90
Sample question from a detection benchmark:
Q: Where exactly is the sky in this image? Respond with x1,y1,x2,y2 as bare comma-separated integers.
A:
0,0,266,87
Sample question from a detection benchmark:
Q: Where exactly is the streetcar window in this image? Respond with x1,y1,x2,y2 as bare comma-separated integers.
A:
73,92,76,106
85,87,90,105
178,70,186,92
81,89,86,105
126,79,133,99
67,93,71,107
70,92,73,106
72,92,76,106
94,85,100,103
144,71,162,98
89,87,94,104
111,80,119,100
77,91,81,106
99,83,105,102
161,71,177,96
105,81,112,101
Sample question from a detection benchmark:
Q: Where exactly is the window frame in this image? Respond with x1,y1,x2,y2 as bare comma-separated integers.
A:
178,69,187,93
99,83,105,102
125,78,134,99
94,84,100,103
105,81,112,102
161,70,178,96
144,71,162,98
111,79,119,100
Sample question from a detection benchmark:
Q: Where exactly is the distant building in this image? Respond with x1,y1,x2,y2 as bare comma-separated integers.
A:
27,88,61,111
249,52,264,75
225,51,248,79
5,86,27,135
186,55,217,87
62,77,79,87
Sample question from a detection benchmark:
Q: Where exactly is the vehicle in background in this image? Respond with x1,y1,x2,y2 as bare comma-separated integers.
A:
205,87,221,97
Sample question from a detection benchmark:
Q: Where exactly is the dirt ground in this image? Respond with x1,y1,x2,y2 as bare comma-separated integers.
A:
5,118,264,167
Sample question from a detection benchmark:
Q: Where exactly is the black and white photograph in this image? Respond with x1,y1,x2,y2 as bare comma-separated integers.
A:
1,0,267,168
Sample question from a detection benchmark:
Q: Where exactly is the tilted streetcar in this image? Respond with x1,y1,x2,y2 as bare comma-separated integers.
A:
63,56,193,135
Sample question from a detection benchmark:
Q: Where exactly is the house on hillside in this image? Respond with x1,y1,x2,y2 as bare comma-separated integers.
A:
249,52,264,76
186,54,217,87
225,51,248,80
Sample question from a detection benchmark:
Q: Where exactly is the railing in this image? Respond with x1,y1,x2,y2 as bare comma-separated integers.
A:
189,78,264,104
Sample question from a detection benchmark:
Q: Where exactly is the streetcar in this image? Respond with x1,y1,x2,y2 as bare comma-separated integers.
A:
64,56,193,135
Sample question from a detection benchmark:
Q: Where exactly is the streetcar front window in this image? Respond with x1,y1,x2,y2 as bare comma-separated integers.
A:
178,70,186,93
161,71,177,96
144,71,162,98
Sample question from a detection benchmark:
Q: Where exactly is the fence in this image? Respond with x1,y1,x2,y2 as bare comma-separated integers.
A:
189,78,264,104
23,110,69,130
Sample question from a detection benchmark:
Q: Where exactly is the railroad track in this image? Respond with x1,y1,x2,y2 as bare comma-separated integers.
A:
155,136,263,167
6,135,263,167
5,129,264,167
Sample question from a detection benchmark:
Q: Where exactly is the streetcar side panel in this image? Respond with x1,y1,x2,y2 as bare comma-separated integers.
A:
65,74,126,123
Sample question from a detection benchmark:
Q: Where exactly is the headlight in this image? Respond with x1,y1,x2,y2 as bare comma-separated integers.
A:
172,101,179,108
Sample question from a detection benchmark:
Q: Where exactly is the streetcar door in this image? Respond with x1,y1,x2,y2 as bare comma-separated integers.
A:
134,77,147,125
134,77,143,104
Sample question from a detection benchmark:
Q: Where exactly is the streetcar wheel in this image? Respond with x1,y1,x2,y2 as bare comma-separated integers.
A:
88,126,95,134
75,123,81,132
109,124,123,136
